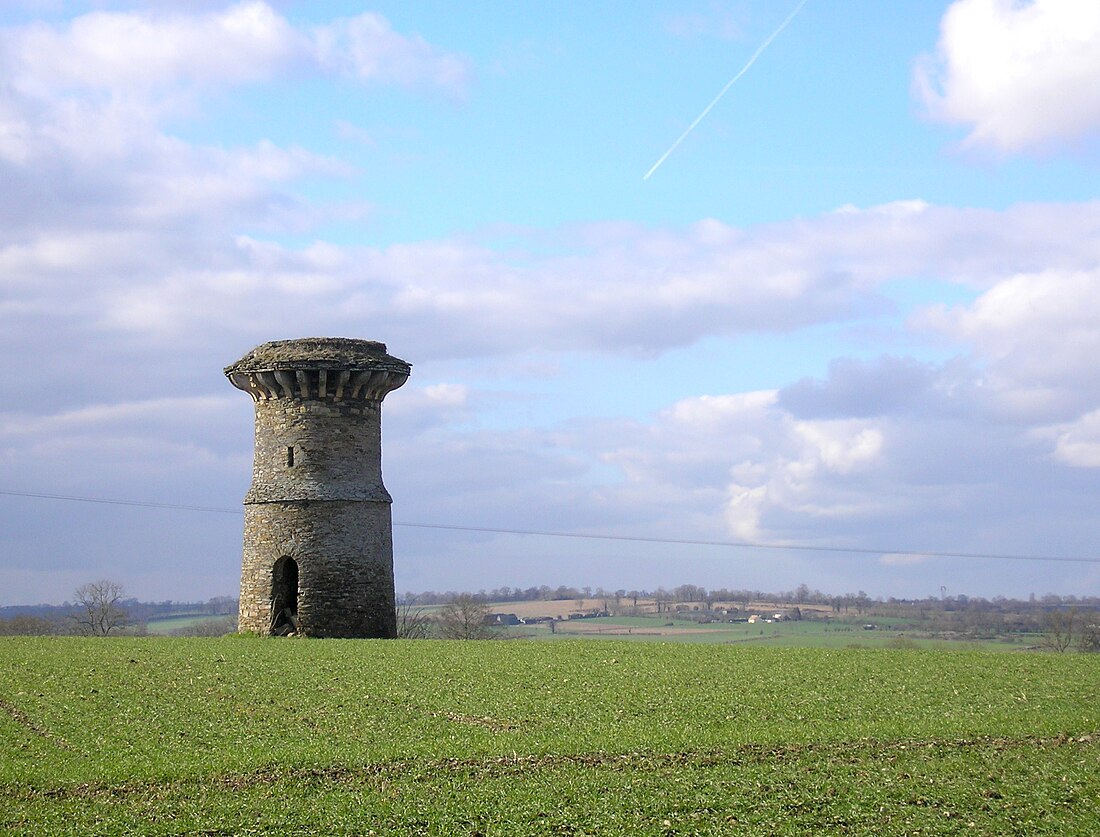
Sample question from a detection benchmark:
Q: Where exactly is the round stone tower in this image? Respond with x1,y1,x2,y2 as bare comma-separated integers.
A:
225,338,410,638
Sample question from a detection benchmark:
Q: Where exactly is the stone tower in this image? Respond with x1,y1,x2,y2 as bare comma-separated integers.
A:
225,338,410,638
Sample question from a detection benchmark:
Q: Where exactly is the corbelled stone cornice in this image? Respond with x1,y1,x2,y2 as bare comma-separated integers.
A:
225,337,410,403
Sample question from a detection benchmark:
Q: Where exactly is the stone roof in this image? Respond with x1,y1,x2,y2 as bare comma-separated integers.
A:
224,338,411,374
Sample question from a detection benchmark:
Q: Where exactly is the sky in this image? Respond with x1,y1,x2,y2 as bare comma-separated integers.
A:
2,0,1100,605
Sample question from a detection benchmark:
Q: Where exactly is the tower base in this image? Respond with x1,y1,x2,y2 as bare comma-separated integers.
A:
238,500,398,639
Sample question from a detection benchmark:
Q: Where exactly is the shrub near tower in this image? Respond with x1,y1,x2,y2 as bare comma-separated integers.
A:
225,338,410,638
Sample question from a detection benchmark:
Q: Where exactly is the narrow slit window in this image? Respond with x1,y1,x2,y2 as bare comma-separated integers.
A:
286,446,295,467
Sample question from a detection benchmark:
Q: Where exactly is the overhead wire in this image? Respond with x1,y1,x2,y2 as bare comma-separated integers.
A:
2,487,1097,565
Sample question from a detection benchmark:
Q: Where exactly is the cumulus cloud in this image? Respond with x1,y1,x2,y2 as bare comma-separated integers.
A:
916,0,1100,152
0,2,470,99
314,12,470,93
0,3,467,259
7,194,1100,598
564,343,1099,577
5,195,1100,447
3,3,302,95
916,267,1100,420
0,3,471,417
724,416,890,541
556,246,1100,567
0,3,467,240
3,4,1100,602
562,389,895,548
1049,409,1100,468
24,200,1100,366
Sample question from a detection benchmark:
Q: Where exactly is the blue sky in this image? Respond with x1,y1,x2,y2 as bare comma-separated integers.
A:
2,0,1100,605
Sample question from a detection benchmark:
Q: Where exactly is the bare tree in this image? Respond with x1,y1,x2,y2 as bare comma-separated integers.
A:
437,594,497,640
1041,609,1075,653
71,580,129,637
396,596,432,639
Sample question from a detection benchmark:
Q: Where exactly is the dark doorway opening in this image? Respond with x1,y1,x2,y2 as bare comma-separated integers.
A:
271,556,299,636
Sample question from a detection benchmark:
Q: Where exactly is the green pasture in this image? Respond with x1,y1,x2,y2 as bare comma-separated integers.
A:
144,615,229,635
516,614,1040,650
1,637,1097,835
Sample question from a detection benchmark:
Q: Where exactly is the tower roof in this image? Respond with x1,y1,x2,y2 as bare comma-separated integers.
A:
224,337,410,375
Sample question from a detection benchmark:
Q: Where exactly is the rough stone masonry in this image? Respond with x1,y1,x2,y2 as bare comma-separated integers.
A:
225,338,410,638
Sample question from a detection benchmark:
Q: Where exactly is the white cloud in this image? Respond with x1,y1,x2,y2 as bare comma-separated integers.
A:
4,196,1099,440
723,416,890,541
793,422,884,475
6,5,1100,604
62,200,1098,363
916,0,1100,153
0,2,470,100
0,388,467,508
314,12,470,94
561,389,895,548
545,346,1098,580
916,267,1100,419
525,253,1100,564
384,383,473,433
0,5,460,259
0,395,237,437
1050,409,1100,467
0,3,465,234
4,2,302,95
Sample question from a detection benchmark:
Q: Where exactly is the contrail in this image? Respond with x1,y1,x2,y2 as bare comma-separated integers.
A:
643,0,810,180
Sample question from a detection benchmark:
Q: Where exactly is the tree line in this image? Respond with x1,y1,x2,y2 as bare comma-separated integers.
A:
402,584,1100,614
4,579,1098,651
0,581,237,637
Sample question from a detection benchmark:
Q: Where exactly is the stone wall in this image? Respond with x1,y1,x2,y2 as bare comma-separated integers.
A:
245,399,391,504
238,500,397,638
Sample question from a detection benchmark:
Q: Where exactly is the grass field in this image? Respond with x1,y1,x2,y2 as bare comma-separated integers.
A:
523,615,1045,651
2,637,1097,835
144,615,230,635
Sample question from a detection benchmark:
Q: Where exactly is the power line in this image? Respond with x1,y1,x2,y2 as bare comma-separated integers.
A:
2,487,1098,565
394,522,1100,565
0,488,242,515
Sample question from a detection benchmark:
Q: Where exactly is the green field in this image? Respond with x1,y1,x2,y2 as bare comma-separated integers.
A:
2,637,1097,835
144,615,228,635
507,614,1043,650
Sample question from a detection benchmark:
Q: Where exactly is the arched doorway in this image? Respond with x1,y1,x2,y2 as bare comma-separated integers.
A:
271,556,299,635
